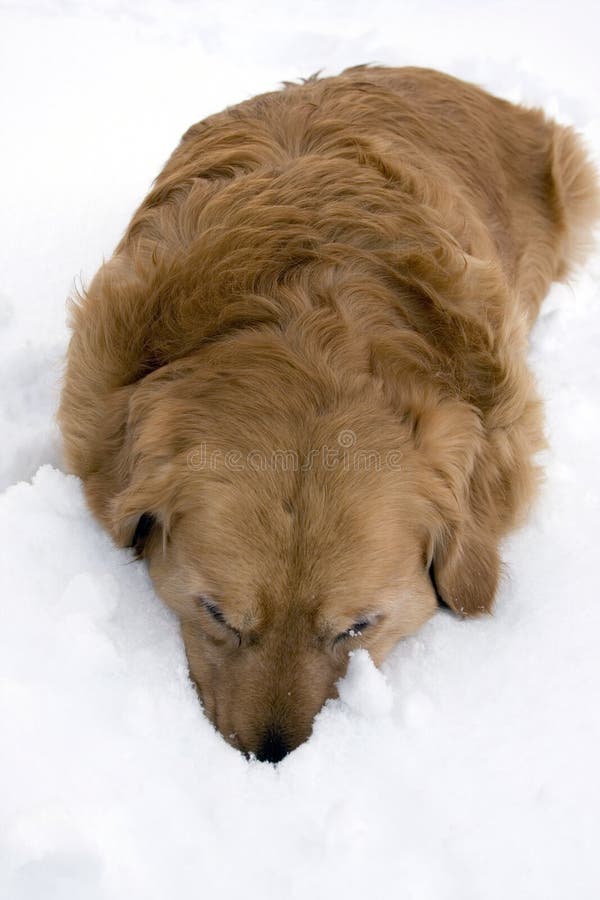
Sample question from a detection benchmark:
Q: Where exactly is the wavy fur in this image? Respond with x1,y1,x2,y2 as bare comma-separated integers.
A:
59,66,599,756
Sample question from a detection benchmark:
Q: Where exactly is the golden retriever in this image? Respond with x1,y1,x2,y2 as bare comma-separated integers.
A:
59,66,599,762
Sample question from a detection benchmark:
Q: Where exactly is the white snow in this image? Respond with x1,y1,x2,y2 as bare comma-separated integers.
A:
1,2,599,898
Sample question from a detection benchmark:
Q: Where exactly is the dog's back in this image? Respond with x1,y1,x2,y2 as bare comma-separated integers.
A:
148,64,599,315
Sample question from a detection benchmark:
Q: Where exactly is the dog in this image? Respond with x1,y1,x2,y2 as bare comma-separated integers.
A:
59,66,599,762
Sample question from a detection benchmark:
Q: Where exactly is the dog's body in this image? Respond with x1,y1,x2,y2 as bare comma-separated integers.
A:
59,67,599,760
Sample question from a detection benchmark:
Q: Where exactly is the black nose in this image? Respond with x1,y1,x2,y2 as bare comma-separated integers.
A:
255,728,290,764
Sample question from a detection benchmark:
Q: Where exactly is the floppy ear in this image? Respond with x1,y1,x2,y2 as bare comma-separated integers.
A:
432,515,500,616
108,459,178,551
78,367,187,552
416,401,499,616
127,512,158,558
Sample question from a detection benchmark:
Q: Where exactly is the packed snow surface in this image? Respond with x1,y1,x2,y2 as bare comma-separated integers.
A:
1,2,599,898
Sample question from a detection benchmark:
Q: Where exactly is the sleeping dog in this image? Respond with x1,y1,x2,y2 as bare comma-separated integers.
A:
59,66,599,761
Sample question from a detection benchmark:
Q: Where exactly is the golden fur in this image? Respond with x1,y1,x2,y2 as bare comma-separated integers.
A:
59,66,599,761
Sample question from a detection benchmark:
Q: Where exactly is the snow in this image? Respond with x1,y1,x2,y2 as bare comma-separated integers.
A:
1,1,599,898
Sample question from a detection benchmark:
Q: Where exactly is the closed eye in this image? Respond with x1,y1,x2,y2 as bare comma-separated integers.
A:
334,614,381,644
198,595,241,643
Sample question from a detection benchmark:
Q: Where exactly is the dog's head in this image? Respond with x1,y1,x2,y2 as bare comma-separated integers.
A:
89,327,500,761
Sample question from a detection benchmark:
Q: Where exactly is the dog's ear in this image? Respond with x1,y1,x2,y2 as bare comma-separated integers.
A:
128,512,158,558
110,493,160,552
431,515,499,616
109,459,178,552
416,401,499,616
77,371,185,552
